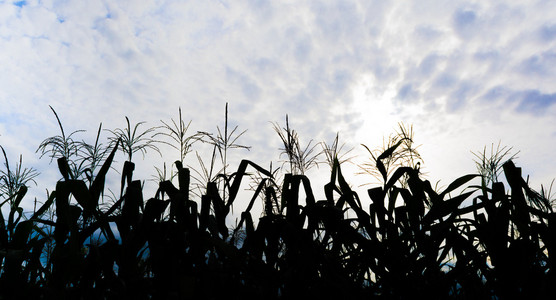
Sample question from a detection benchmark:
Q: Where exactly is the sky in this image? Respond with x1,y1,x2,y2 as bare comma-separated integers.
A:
1,0,556,213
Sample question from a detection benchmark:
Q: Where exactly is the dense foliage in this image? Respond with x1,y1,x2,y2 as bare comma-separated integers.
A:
0,108,554,299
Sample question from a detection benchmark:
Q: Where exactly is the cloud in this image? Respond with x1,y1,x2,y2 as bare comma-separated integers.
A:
225,66,262,102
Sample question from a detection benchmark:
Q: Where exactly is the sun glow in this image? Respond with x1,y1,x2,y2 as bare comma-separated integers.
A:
350,74,402,148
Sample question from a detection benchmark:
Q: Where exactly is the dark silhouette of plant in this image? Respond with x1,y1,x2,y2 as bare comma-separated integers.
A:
78,123,110,186
108,116,161,198
272,115,321,175
156,107,201,165
36,106,88,180
198,103,250,174
540,179,556,208
472,141,519,187
194,103,250,201
320,132,355,170
37,107,110,186
108,116,161,163
245,161,283,216
189,145,223,198
2,116,556,300
0,146,39,202
359,122,422,186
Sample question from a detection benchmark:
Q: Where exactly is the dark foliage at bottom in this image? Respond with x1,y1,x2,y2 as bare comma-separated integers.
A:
0,139,554,299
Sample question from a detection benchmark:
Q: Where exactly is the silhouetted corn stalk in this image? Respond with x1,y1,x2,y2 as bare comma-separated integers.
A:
1,113,555,299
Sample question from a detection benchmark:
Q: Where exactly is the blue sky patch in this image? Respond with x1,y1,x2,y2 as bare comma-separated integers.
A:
454,9,477,29
540,24,556,41
13,0,26,7
517,90,556,115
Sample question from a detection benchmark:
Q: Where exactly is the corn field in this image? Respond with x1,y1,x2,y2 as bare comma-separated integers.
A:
0,106,554,299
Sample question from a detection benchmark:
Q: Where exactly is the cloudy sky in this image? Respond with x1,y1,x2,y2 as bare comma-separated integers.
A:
1,0,556,210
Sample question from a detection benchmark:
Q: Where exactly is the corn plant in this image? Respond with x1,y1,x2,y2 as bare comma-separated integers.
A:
246,161,283,216
194,103,250,202
36,106,88,181
2,114,556,299
156,107,201,165
358,122,422,187
272,115,321,175
108,116,161,198
189,147,222,198
472,141,519,187
78,123,110,187
153,107,202,188
0,146,39,202
108,116,161,163
320,132,354,170
36,107,111,188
